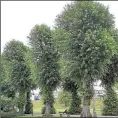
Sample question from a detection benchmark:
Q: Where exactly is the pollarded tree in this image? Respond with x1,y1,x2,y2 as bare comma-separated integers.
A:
55,1,117,117
3,40,31,115
28,24,61,115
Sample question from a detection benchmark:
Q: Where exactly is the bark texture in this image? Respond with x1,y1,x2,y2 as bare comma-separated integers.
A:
81,81,93,117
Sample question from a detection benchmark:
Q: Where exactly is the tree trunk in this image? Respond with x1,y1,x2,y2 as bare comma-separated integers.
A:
43,90,55,115
45,102,51,115
81,98,92,117
80,81,93,117
18,89,26,115
44,91,51,116
25,90,33,114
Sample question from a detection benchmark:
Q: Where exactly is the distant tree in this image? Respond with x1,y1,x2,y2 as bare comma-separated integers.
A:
57,89,71,107
28,24,61,115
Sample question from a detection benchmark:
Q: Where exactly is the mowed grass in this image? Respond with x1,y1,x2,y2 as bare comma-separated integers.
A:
32,99,68,114
90,98,103,115
32,100,44,113
32,98,103,115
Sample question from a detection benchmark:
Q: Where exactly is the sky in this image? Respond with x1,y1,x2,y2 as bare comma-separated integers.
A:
1,1,118,53
1,1,71,52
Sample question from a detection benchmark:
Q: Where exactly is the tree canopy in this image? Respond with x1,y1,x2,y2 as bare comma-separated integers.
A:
55,1,118,117
3,40,32,115
28,24,61,115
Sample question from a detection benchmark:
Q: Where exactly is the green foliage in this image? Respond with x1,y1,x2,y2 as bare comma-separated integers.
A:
1,111,17,118
100,27,118,115
1,57,5,82
1,96,18,118
3,40,31,89
55,1,117,80
62,77,82,114
63,77,79,93
11,61,31,90
115,82,118,91
68,92,82,114
1,49,35,115
101,54,118,87
55,2,117,112
24,47,38,89
55,1,115,31
57,90,71,107
52,28,71,57
17,90,26,115
3,39,27,62
1,54,15,98
28,24,61,90
22,47,38,114
102,88,118,116
101,54,118,115
1,96,16,112
28,24,61,114
3,40,32,115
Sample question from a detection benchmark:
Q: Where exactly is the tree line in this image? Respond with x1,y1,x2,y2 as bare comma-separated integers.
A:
1,1,118,117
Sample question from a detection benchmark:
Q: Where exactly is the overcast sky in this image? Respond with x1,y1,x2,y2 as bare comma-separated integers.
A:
1,1,118,53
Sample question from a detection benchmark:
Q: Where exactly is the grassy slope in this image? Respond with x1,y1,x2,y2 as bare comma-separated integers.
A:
32,98,103,115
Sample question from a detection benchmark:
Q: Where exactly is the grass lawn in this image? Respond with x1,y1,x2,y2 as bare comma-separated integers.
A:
32,98,103,115
32,100,68,114
90,98,103,115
